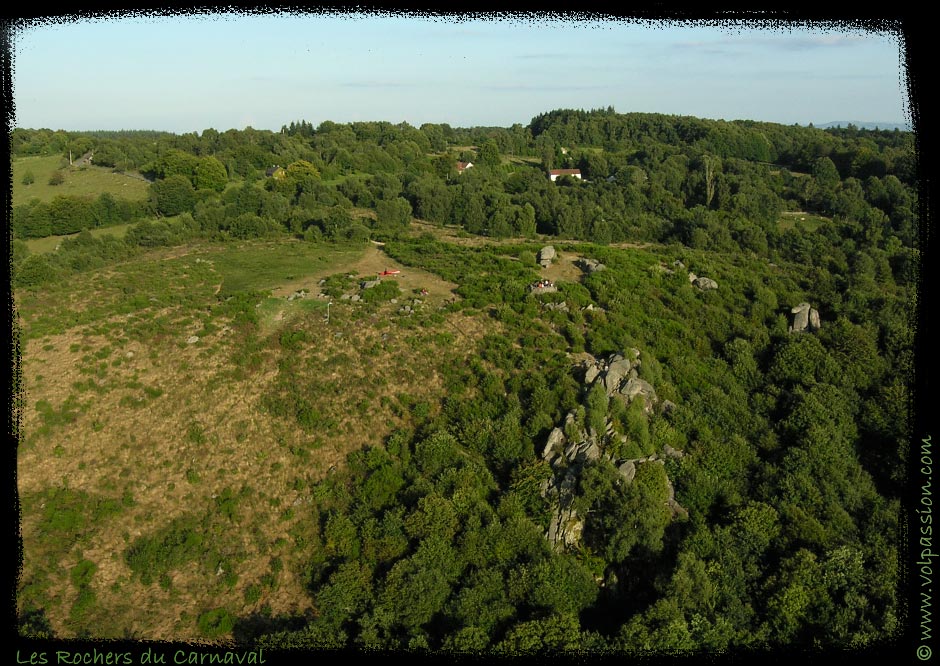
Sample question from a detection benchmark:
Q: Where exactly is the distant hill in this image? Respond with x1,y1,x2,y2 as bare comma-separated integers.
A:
816,120,912,131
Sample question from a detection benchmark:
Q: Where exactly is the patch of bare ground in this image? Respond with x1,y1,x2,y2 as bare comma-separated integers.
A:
17,269,496,640
539,250,587,284
269,242,459,304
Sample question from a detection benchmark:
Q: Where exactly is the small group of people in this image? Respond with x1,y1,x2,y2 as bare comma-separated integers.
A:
533,279,555,289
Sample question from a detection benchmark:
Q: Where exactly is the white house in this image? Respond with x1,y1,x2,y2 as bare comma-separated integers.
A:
548,168,582,182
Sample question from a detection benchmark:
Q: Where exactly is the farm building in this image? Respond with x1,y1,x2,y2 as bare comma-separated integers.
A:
457,161,474,174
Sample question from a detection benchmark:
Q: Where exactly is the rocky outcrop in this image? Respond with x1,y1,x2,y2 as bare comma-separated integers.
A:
789,302,821,333
538,246,556,268
541,350,687,551
361,279,381,290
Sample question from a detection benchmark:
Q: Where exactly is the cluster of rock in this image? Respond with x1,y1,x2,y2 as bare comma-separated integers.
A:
543,301,569,313
539,350,687,551
581,350,657,414
287,289,308,301
688,272,718,291
576,257,606,274
334,276,401,302
789,302,821,333
538,246,556,268
397,298,425,316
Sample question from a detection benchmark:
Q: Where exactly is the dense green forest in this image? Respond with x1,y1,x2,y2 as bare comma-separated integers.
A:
12,108,916,655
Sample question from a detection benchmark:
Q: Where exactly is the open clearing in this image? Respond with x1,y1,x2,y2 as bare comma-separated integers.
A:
13,155,151,206
15,236,488,640
779,211,829,232
25,222,136,254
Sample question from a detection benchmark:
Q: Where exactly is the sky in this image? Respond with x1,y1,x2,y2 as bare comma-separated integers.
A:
10,11,911,134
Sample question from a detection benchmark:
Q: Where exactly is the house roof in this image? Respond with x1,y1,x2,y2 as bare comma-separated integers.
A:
549,168,581,176
457,161,473,171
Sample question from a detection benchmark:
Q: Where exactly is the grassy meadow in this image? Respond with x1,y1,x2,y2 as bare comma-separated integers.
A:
13,155,151,206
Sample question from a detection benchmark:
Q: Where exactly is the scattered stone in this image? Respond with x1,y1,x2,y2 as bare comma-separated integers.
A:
538,245,556,268
673,260,685,269
350,294,361,302
125,351,134,359
661,399,677,415
340,293,351,300
390,298,398,304
544,301,569,313
688,272,698,283
361,279,381,290
186,336,199,344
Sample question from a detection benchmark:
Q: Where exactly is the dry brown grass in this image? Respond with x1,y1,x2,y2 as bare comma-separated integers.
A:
15,239,495,642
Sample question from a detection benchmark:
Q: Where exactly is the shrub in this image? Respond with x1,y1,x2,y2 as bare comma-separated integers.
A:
197,608,234,638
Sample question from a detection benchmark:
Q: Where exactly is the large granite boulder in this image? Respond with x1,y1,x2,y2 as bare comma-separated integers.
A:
790,302,821,333
538,246,556,268
693,276,719,291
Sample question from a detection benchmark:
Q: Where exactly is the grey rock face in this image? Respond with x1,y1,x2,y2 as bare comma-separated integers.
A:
604,357,633,396
543,427,566,461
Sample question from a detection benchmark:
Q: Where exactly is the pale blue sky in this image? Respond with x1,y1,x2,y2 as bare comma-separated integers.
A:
11,12,911,133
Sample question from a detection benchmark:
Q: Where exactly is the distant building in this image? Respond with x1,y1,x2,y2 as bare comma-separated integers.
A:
457,161,474,174
265,165,286,178
549,168,582,182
